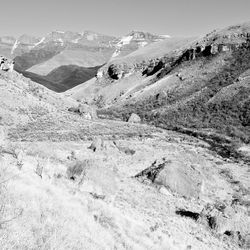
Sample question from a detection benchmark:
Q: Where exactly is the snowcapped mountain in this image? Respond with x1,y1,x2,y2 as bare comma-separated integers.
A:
12,30,170,92
111,31,170,58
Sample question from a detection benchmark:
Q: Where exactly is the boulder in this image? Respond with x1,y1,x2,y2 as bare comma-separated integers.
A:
127,113,141,123
68,104,97,120
0,56,14,72
135,159,202,199
88,137,104,152
153,160,202,199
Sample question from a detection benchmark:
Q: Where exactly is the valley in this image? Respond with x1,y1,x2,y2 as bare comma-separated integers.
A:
0,19,249,250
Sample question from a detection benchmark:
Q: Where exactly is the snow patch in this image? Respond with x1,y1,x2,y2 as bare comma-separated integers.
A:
97,70,104,78
111,49,121,58
117,36,133,47
138,41,148,47
57,38,64,45
72,38,81,43
55,31,65,34
11,40,20,55
87,34,98,41
112,35,134,58
34,37,46,47
160,35,171,38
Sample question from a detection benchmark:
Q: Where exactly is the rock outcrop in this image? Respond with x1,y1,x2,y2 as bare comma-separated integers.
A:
68,104,97,120
135,159,203,199
127,113,141,123
96,24,250,83
0,56,14,72
88,137,104,152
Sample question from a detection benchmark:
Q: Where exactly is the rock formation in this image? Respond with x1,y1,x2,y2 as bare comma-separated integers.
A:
127,113,141,123
0,56,15,72
88,137,104,152
135,159,203,199
68,104,97,120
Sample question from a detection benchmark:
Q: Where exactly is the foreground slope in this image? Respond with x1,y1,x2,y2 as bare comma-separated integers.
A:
0,68,249,249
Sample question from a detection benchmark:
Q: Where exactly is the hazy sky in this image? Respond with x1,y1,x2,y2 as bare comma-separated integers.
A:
1,0,250,38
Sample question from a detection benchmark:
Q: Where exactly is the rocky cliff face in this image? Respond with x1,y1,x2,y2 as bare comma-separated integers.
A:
96,24,250,83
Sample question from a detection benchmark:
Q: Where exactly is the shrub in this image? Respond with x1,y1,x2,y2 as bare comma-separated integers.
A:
66,160,89,180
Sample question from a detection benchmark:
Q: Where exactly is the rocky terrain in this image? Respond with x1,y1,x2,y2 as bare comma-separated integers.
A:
0,21,249,250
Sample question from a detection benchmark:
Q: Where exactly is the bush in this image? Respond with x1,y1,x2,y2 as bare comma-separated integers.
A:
66,160,89,180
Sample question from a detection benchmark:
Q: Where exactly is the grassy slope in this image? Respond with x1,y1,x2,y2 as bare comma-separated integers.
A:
101,42,250,143
0,67,249,250
66,37,196,103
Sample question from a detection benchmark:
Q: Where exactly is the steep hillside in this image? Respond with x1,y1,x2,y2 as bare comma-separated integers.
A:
97,23,250,142
27,47,112,75
20,65,101,92
68,22,250,143
66,37,196,103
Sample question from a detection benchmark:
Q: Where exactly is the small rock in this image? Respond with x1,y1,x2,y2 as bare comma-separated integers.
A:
88,137,104,152
159,186,172,196
127,113,141,123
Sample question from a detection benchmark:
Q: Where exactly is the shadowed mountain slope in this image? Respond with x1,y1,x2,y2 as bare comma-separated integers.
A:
20,65,102,92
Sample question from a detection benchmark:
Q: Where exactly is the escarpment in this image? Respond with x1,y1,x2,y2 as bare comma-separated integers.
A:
96,28,250,83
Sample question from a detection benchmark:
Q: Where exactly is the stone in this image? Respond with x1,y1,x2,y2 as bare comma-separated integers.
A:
159,186,172,196
135,159,203,199
127,113,141,123
88,137,104,152
0,57,14,72
154,160,202,199
68,104,97,120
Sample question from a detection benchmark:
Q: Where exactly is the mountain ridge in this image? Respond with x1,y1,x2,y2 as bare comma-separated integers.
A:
11,30,170,91
67,21,250,143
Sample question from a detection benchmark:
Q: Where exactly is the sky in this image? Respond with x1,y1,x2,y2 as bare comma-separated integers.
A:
0,0,250,38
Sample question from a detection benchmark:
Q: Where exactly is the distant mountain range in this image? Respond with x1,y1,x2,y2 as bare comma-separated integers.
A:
0,30,170,92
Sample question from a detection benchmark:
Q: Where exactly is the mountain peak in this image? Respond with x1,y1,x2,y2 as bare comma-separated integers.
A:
111,31,170,59
127,30,170,40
